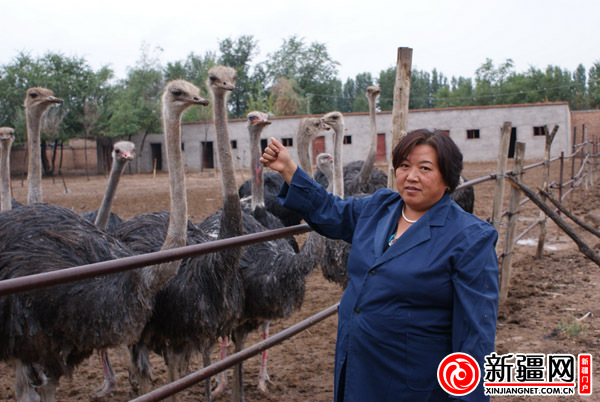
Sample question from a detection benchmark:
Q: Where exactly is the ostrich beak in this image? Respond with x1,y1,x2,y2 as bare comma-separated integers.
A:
48,96,63,104
191,96,209,106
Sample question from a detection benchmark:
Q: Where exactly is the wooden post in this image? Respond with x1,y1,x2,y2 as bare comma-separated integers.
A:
387,47,413,190
535,125,558,259
570,130,576,213
490,122,512,230
557,151,564,239
500,142,526,303
583,125,589,191
153,158,157,179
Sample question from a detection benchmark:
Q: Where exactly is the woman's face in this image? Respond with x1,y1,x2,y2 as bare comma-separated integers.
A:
395,144,448,213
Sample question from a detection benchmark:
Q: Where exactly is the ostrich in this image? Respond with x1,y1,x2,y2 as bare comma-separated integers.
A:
207,117,328,402
120,68,245,401
0,127,15,212
238,117,328,227
82,141,135,232
315,153,334,192
81,141,135,397
0,80,205,401
240,112,298,252
23,87,63,204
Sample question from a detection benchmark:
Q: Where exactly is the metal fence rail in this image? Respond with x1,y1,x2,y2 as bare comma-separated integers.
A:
131,303,340,402
0,224,311,296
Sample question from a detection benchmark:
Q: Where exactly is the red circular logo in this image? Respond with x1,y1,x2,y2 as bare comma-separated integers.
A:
437,352,480,396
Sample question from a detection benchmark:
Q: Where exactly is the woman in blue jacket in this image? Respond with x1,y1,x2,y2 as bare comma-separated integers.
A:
261,129,499,401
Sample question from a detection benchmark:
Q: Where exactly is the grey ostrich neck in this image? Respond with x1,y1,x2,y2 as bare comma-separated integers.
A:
162,110,188,249
249,124,264,210
332,124,345,198
26,106,45,204
94,157,128,230
358,93,379,192
320,160,334,192
297,125,314,174
212,91,243,239
0,138,12,212
145,102,189,293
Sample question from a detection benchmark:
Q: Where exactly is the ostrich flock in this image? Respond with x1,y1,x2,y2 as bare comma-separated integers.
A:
0,67,474,402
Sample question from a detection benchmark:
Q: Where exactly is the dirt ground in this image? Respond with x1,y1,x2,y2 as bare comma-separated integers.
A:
0,159,599,401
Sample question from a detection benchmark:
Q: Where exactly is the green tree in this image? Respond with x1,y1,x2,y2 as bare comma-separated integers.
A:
377,67,395,111
109,43,164,172
589,61,600,109
264,36,340,114
351,73,374,112
339,78,356,113
0,52,112,143
219,35,259,118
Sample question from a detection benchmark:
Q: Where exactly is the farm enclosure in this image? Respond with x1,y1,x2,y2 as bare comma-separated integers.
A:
0,159,599,401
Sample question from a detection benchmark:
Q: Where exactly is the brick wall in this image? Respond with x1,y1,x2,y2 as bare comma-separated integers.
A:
572,110,600,144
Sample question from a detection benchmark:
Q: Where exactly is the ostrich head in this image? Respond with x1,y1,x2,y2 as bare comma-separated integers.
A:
320,111,344,133
247,111,271,130
206,65,237,96
300,117,330,138
112,141,135,162
0,127,15,144
366,85,381,99
316,153,333,169
23,87,63,113
162,80,209,116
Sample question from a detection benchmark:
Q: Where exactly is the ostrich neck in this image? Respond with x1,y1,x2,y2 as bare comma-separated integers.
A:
249,128,264,210
322,165,334,192
145,110,189,293
94,158,128,230
0,141,12,212
213,92,242,239
294,231,325,276
333,125,345,198
297,133,313,174
26,110,43,204
358,97,378,191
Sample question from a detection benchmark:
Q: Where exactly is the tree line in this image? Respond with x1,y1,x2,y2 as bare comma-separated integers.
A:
1,35,599,151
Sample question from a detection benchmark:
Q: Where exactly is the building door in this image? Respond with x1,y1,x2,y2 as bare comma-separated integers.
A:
508,127,517,158
376,133,387,163
312,136,326,164
201,141,214,169
150,143,162,171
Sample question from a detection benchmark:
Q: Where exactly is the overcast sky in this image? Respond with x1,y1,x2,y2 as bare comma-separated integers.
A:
2,0,599,83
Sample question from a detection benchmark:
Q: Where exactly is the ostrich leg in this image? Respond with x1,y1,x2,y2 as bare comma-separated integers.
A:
93,350,116,399
212,338,229,396
257,320,273,392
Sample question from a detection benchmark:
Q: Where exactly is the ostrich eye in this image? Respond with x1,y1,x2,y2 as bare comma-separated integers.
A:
115,148,121,154
209,75,217,82
30,93,38,98
171,89,183,96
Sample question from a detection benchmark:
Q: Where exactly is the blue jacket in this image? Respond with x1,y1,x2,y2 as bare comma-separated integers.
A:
278,168,499,401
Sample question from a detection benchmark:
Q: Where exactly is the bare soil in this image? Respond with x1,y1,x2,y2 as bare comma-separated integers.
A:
0,160,599,401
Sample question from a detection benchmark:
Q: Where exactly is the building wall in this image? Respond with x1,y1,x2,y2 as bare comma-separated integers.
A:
134,102,572,173
571,110,600,144
10,139,98,175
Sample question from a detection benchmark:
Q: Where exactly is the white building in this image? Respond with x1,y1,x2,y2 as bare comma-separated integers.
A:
134,102,571,173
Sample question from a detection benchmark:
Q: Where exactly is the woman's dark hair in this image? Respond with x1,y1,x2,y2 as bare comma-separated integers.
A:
391,129,463,193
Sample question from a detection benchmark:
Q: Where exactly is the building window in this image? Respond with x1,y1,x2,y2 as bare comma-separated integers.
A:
181,142,185,151
344,135,352,144
466,129,480,139
282,138,293,147
533,126,545,136
231,140,237,149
